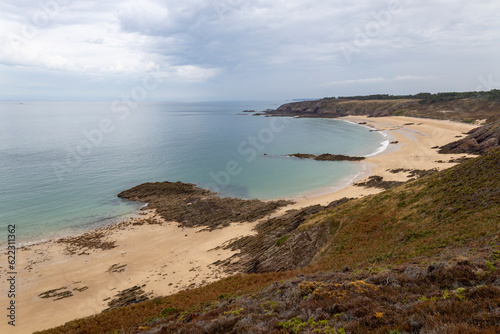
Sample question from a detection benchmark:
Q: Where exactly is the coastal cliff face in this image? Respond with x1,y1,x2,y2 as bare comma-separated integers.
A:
268,98,500,123
439,120,500,154
271,99,416,118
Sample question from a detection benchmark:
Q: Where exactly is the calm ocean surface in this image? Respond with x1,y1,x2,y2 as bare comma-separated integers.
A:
0,101,386,243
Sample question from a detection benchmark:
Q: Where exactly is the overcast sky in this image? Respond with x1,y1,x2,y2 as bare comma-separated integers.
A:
0,0,499,101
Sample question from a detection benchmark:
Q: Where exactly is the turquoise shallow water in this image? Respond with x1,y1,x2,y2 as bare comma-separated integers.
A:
0,101,386,243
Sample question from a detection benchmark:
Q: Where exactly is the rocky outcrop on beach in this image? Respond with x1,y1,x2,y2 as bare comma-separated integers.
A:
58,230,116,255
289,153,365,161
218,205,326,274
439,120,500,155
102,285,150,312
118,181,293,230
354,168,439,190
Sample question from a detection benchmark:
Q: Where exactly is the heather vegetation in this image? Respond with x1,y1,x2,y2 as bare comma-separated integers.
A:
126,263,500,333
38,147,500,334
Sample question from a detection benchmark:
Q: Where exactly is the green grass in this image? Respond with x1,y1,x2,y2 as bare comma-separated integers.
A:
313,148,500,270
275,234,290,246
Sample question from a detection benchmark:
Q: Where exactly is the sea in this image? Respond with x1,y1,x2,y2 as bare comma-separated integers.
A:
0,101,388,244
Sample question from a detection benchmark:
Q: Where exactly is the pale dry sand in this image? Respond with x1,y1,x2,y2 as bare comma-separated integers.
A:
0,116,477,333
0,212,258,333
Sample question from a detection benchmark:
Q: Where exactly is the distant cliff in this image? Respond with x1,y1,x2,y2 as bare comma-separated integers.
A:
267,97,500,123
266,95,500,154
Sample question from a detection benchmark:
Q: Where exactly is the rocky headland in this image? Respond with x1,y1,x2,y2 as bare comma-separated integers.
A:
118,181,293,230
264,93,500,154
265,92,500,123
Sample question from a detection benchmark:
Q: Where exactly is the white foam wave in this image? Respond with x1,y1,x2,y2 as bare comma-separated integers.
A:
340,119,390,158
365,138,390,157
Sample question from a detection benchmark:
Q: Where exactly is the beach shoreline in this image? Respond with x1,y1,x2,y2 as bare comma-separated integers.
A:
283,117,396,203
0,211,261,333
0,115,478,333
275,115,477,211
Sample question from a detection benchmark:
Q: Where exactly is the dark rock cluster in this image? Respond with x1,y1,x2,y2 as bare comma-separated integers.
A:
102,285,150,312
118,181,293,230
289,153,365,161
353,176,404,189
439,120,500,155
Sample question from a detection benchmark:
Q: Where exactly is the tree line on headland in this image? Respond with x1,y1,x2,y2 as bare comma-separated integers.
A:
323,89,500,104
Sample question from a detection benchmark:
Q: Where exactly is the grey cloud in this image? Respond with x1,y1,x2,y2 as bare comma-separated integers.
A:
0,0,499,100
117,0,215,36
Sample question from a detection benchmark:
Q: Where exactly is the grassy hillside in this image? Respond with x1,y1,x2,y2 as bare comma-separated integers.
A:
38,149,500,334
313,147,500,270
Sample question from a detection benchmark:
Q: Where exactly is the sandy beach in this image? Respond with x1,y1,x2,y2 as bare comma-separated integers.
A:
0,116,478,333
277,116,478,211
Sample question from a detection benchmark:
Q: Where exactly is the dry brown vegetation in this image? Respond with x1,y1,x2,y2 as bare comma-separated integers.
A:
37,260,500,333
130,261,500,333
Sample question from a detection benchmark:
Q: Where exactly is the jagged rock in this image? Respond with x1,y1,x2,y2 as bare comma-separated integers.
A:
219,206,325,273
388,168,438,179
354,176,405,190
479,137,499,149
118,181,293,230
219,199,353,274
58,231,116,255
102,286,149,312
439,120,500,154
255,222,334,272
